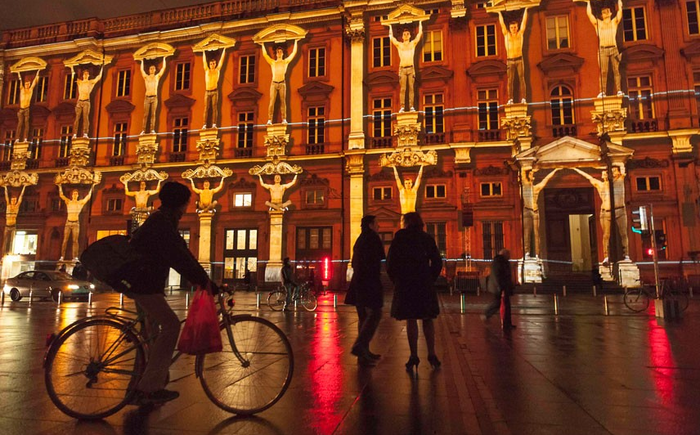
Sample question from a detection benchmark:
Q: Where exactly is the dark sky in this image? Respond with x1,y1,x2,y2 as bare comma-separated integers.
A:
0,0,214,31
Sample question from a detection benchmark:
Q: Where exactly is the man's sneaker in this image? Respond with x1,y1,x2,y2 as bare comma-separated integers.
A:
129,389,179,406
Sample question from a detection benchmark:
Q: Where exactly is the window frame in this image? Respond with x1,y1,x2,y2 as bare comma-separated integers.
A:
7,78,20,105
112,122,128,156
550,85,575,126
475,24,497,57
372,36,392,68
232,191,253,208
623,6,648,42
237,112,254,149
115,69,132,98
172,117,189,153
480,182,503,198
627,75,655,120
424,93,445,134
545,15,571,50
422,29,444,63
477,88,499,131
307,106,326,145
635,175,661,192
238,54,257,85
425,183,447,199
307,46,327,79
174,62,192,92
687,0,700,36
372,186,393,201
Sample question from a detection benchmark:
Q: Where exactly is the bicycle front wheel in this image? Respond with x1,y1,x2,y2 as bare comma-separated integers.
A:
44,318,145,420
197,315,293,415
624,289,650,313
267,289,286,311
301,291,318,311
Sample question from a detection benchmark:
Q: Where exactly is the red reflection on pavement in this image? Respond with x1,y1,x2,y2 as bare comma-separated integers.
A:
308,311,343,434
647,319,676,413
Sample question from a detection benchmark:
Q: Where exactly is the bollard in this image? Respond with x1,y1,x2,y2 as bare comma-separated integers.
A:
553,294,559,315
119,293,124,308
604,295,609,315
185,292,190,308
1,290,4,306
592,285,597,297
460,293,466,313
256,292,261,309
533,286,537,297
88,291,93,306
333,294,338,308
690,287,694,298
476,286,480,297
169,286,173,296
563,285,567,297
29,289,33,304
57,291,62,305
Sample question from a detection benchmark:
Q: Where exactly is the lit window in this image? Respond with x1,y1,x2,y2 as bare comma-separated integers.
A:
308,107,325,145
476,24,497,57
636,176,661,191
308,47,326,77
173,117,188,153
175,63,191,91
480,182,502,197
237,112,254,149
423,30,443,62
628,76,654,120
116,70,131,97
623,7,647,42
106,198,123,212
64,75,77,100
224,229,258,280
2,131,14,161
59,126,72,158
7,79,20,105
550,86,574,125
33,76,49,103
687,1,700,35
373,98,392,138
96,229,127,240
424,94,444,134
546,16,570,50
373,187,392,200
483,221,504,259
113,123,128,156
373,37,391,67
30,128,43,159
478,89,499,130
305,189,325,205
233,193,252,207
239,55,256,84
426,184,446,198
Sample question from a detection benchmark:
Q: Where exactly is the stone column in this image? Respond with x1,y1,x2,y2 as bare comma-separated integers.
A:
345,152,365,275
346,18,366,150
266,210,285,282
198,213,213,275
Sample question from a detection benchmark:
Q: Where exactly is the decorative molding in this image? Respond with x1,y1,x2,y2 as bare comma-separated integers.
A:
300,173,330,186
119,168,168,184
191,34,237,52
381,5,430,26
252,25,308,44
63,49,114,75
297,81,334,102
133,42,176,61
623,44,664,64
366,70,399,87
627,156,670,169
466,60,507,79
537,53,585,76
485,0,541,13
182,164,233,180
425,168,453,179
227,88,263,107
105,99,136,115
229,177,256,189
421,66,454,84
474,165,509,176
379,147,438,168
164,93,196,110
501,116,532,141
10,57,47,73
249,159,303,175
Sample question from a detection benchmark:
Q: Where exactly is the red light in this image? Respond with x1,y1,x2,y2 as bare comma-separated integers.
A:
646,248,654,256
322,257,331,281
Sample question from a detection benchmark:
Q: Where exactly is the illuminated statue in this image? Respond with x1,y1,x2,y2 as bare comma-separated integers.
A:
573,167,629,264
3,185,26,254
389,22,423,113
202,48,225,129
58,184,94,260
393,165,424,215
16,71,39,142
73,67,104,138
585,0,624,97
259,40,298,125
190,177,226,213
259,174,298,211
522,168,559,258
140,58,166,134
125,180,162,211
498,8,528,104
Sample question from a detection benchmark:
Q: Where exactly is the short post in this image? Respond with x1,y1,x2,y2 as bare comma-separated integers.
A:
592,285,597,297
604,295,609,315
119,293,124,308
57,291,62,305
169,286,173,296
88,291,93,306
562,285,567,297
533,286,537,297
185,292,190,308
476,286,480,297
294,299,297,310
1,290,4,306
553,294,559,315
460,293,466,313
256,292,261,309
690,287,694,298
29,289,33,303
333,294,338,308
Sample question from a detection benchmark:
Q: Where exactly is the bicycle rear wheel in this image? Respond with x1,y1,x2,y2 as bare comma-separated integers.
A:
624,289,650,312
267,289,286,311
44,318,145,420
301,290,318,311
197,315,293,415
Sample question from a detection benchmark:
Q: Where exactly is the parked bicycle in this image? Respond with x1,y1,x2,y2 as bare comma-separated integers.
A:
43,287,294,420
623,277,690,313
267,282,318,312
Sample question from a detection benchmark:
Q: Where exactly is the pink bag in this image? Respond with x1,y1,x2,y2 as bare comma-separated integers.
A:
178,287,222,354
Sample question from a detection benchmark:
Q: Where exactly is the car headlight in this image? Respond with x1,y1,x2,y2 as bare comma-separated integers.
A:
89,284,95,290
67,284,79,290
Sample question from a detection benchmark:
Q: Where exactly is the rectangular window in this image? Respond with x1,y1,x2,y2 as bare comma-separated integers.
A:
480,182,502,197
7,79,20,105
426,184,447,199
175,63,191,91
237,112,254,149
239,55,256,84
623,7,647,42
424,94,444,134
695,72,700,113
478,89,499,130
113,122,127,156
373,37,391,67
2,131,14,161
173,117,188,153
106,198,123,212
30,127,43,159
688,1,700,35
373,186,392,200
116,70,131,97
33,76,49,103
308,47,326,77
482,221,504,260
476,24,497,57
628,76,654,120
59,126,72,158
297,227,332,256
636,176,661,191
373,98,392,137
308,106,325,145
546,16,570,49
426,222,447,256
233,192,252,207
224,229,258,280
305,189,325,205
96,229,127,240
422,30,443,62
64,75,77,100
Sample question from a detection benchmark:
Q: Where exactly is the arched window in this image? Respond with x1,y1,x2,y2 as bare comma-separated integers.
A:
550,86,574,125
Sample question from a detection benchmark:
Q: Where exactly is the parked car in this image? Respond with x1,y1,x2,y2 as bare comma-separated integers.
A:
3,270,95,302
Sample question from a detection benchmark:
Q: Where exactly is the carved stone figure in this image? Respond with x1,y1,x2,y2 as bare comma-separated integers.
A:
190,176,225,213
16,71,39,142
389,22,423,112
260,41,298,125
58,183,94,260
125,179,162,211
140,58,166,134
522,168,559,258
73,67,104,138
498,8,528,104
393,165,424,214
202,48,225,129
585,0,624,97
573,167,629,264
259,174,297,211
3,185,26,254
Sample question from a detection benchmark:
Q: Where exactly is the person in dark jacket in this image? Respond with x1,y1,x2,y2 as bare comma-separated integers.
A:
127,181,218,406
482,248,516,329
345,215,385,365
71,261,88,280
387,212,443,372
281,257,298,310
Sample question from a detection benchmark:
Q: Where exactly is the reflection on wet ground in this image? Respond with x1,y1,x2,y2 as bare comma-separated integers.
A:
1,290,700,434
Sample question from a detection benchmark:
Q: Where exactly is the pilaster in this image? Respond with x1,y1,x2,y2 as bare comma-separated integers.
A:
264,124,290,158
346,15,366,150
345,151,366,265
591,96,627,141
668,129,698,155
394,112,421,148
501,103,532,152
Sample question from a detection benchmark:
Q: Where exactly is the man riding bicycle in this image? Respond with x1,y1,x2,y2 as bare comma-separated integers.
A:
281,257,298,311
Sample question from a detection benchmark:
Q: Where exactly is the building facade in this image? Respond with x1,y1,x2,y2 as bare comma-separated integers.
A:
0,0,699,287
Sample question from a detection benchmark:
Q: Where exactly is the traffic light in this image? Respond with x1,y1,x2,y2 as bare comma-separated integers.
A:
655,231,667,251
631,206,649,235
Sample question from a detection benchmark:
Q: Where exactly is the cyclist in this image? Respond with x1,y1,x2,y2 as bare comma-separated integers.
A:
281,257,298,311
127,181,218,406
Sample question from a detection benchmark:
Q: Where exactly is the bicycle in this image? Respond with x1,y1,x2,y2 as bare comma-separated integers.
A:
661,276,690,313
267,282,318,312
623,286,653,312
43,287,294,420
623,279,690,313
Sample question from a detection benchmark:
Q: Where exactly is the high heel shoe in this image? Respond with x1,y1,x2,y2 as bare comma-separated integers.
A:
405,356,420,372
427,355,442,369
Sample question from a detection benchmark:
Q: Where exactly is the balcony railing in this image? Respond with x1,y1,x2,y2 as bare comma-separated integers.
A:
628,118,658,133
110,156,125,166
552,125,577,138
235,148,253,158
55,157,70,167
370,137,393,149
169,152,186,163
424,132,446,145
306,144,325,155
0,161,10,171
26,159,39,170
478,129,501,142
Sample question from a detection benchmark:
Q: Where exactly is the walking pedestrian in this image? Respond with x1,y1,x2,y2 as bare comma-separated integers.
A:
345,215,385,365
482,249,516,329
281,257,298,311
386,212,443,373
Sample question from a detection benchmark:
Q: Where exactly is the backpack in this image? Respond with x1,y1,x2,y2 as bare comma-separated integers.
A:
79,235,148,293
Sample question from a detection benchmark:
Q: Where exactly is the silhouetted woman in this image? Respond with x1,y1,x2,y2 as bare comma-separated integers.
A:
387,212,443,373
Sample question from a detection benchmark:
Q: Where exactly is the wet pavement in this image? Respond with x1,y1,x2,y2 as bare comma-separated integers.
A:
1,288,700,435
